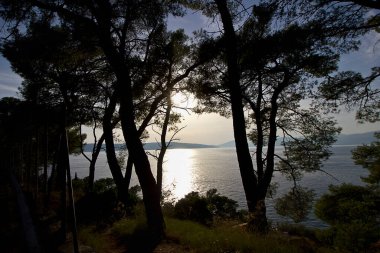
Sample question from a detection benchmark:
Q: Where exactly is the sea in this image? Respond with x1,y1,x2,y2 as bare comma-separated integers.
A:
69,145,368,228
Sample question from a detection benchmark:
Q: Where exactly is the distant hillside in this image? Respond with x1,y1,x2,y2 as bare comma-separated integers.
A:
334,132,377,145
218,140,254,148
83,142,216,152
218,131,378,147
143,142,216,150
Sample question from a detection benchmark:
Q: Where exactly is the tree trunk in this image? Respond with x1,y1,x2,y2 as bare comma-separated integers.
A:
215,0,258,212
157,93,172,199
118,77,165,239
56,131,67,243
88,134,105,192
99,36,165,239
43,121,48,194
89,3,165,239
102,93,129,202
124,155,133,189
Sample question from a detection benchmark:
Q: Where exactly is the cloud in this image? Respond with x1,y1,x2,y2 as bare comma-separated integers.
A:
0,69,22,94
0,83,18,92
339,31,380,75
0,69,22,98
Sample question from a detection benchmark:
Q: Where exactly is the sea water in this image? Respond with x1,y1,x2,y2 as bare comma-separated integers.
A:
69,145,368,227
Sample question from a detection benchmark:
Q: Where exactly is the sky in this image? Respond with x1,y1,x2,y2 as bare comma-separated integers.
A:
0,8,379,145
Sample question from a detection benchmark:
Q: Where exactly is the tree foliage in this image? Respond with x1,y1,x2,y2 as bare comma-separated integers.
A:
315,184,380,252
352,132,380,184
275,187,316,223
274,0,380,123
173,189,238,226
315,133,380,252
189,1,343,229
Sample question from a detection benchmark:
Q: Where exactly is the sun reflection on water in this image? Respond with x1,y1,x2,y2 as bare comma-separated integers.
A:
162,149,195,200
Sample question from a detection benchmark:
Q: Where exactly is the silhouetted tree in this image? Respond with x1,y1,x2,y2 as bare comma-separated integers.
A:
314,133,380,252
274,0,380,122
187,0,349,231
0,0,192,239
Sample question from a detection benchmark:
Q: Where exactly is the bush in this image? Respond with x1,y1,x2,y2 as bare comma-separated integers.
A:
173,189,238,226
275,187,315,223
276,223,316,240
174,191,213,226
315,184,378,225
76,188,119,227
334,222,379,253
75,178,142,227
206,189,238,218
315,184,380,252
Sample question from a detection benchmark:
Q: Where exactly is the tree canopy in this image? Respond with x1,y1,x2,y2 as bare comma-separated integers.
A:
0,0,378,243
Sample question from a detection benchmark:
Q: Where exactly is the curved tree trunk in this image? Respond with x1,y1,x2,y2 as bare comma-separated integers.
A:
157,93,172,199
215,0,258,212
124,155,133,190
117,77,165,239
88,134,105,192
98,29,165,239
102,93,129,202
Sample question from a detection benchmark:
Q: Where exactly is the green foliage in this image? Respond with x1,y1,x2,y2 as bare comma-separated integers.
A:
278,115,341,181
165,218,306,253
78,227,109,252
315,184,380,252
315,133,380,252
205,189,238,218
67,127,86,155
334,221,379,253
315,184,378,225
275,187,315,223
276,223,316,239
352,132,380,185
173,189,238,226
92,177,116,194
317,68,380,123
315,227,335,246
75,178,142,227
174,191,213,226
112,212,147,239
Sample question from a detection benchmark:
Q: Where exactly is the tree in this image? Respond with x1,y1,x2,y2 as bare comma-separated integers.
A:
315,184,380,252
1,20,108,187
274,0,380,123
0,0,198,239
189,1,343,231
352,132,380,185
315,133,380,252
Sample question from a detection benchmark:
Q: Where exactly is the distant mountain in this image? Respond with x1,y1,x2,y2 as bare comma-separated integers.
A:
217,131,378,147
334,132,377,145
83,142,216,152
218,140,254,148
143,142,216,150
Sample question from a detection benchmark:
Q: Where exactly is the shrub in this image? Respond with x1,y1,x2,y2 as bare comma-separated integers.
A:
75,178,142,227
206,189,238,218
275,186,315,223
315,184,380,252
174,191,213,226
277,223,316,240
173,189,238,226
334,221,379,253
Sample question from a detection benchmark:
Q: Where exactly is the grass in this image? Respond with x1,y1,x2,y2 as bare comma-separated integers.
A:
77,215,345,253
110,216,331,253
78,226,110,252
165,218,307,253
40,191,341,253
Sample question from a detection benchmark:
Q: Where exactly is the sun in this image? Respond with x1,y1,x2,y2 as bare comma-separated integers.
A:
171,92,196,109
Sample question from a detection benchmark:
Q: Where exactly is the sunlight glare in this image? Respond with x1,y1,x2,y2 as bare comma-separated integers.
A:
162,149,195,200
171,92,196,109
